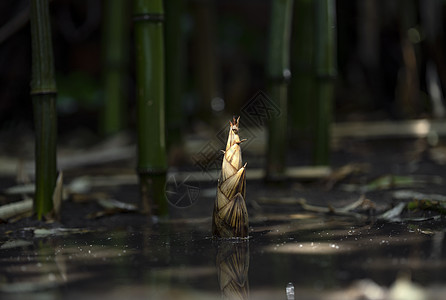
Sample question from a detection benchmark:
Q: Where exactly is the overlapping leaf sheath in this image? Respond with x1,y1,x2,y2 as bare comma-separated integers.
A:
212,117,249,238
216,241,249,300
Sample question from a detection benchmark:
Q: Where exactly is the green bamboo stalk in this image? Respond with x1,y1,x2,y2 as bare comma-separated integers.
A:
133,0,168,216
266,0,294,181
289,0,314,139
102,0,129,135
191,0,220,122
164,0,184,149
397,0,419,118
30,0,57,220
313,0,337,165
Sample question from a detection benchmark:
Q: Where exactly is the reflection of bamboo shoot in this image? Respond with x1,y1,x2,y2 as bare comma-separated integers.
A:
212,117,249,238
216,240,249,300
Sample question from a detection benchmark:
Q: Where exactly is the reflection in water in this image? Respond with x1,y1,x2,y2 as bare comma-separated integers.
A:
215,240,249,300
2,215,446,298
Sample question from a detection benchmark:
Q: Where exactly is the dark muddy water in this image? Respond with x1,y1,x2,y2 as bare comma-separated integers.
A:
0,212,445,300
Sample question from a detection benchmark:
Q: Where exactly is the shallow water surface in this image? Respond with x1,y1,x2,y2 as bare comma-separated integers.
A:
1,213,445,299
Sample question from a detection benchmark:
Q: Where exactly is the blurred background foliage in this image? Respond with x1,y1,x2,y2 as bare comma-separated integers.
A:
1,0,446,143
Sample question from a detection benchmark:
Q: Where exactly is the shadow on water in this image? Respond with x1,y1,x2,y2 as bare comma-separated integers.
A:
0,211,446,299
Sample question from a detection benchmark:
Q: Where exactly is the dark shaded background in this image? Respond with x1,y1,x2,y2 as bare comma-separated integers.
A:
0,0,445,136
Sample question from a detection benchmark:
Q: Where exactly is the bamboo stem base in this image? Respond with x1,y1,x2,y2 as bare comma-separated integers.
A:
33,94,57,219
139,172,168,217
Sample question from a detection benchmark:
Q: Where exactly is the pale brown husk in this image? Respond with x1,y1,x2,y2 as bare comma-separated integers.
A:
212,117,249,238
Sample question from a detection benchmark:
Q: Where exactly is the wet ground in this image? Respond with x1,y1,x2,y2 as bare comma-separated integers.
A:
1,133,446,299
0,213,445,300
1,196,446,300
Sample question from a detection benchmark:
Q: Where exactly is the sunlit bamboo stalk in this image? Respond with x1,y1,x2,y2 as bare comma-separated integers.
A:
133,0,168,216
102,0,129,135
30,0,57,220
266,0,294,180
313,0,337,165
213,117,249,238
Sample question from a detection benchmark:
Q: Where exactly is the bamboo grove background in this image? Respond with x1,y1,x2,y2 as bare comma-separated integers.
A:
1,0,446,215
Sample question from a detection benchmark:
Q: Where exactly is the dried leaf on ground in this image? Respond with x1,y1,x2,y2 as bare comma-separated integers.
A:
86,208,128,219
16,159,30,184
97,198,137,211
393,190,446,202
67,174,136,194
8,210,33,223
377,202,442,222
377,202,406,222
0,239,33,249
4,183,35,195
257,195,375,218
0,197,33,221
257,197,301,205
32,227,93,238
341,174,443,192
86,198,138,219
295,196,371,219
325,163,370,190
407,199,446,214
70,192,110,203
429,146,446,165
392,190,446,215
52,172,64,220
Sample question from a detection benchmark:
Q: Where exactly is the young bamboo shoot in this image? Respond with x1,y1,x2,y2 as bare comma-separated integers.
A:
213,117,249,238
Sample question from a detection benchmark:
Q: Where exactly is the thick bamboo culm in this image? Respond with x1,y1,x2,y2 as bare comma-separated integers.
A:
190,0,220,122
313,0,337,165
213,118,249,238
30,0,58,220
164,0,184,149
266,0,294,180
289,0,314,138
133,0,168,216
102,0,129,135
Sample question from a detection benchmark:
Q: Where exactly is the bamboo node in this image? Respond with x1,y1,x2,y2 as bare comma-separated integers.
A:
133,13,164,23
